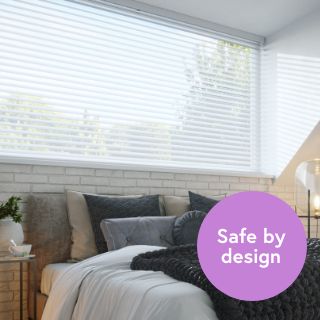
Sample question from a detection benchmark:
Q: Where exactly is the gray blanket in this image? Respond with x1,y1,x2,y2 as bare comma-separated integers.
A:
131,239,320,320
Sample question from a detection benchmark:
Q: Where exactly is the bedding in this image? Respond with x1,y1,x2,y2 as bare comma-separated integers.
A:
66,190,98,260
66,191,225,260
188,191,223,212
131,241,320,320
173,210,206,245
161,195,190,216
162,194,224,217
66,191,142,260
100,216,176,250
42,245,218,320
85,194,161,253
41,263,74,296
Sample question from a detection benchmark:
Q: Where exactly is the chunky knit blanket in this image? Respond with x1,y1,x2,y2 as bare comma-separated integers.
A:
131,239,320,320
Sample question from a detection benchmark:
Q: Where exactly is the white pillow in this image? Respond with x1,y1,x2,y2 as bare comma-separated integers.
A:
163,194,226,217
66,190,97,260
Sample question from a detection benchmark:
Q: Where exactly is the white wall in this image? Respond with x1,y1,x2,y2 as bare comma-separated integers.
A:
261,9,320,177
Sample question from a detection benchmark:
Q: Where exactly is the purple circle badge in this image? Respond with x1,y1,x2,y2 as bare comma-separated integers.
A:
197,191,307,301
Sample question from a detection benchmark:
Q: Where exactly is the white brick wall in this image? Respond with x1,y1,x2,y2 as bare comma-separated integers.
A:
0,162,297,208
0,162,299,319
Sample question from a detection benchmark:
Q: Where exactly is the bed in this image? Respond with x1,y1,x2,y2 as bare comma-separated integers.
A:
40,263,73,296
25,192,220,320
26,193,320,320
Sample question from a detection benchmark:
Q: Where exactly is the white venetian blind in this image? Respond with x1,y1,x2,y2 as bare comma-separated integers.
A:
0,0,260,172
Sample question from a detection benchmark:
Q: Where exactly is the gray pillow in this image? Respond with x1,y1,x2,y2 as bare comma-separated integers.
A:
173,210,206,245
84,194,161,253
100,216,176,250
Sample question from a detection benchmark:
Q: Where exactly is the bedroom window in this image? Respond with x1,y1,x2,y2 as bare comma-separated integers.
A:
0,0,260,173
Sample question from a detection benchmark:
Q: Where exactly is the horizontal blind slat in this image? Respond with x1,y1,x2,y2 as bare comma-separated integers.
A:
1,127,252,150
0,144,251,163
0,116,253,145
0,60,256,98
0,33,258,79
0,52,256,92
0,76,254,105
0,134,251,157
1,107,252,128
0,89,252,117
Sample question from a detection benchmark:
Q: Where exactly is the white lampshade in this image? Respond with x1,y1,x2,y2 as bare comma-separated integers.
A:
295,159,320,216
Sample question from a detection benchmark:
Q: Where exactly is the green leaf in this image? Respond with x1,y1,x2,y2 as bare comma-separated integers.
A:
0,196,22,223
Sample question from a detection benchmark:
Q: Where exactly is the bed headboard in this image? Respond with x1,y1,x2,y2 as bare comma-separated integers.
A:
25,194,72,286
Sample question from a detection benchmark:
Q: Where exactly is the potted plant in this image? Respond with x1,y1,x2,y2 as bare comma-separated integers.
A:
0,196,24,251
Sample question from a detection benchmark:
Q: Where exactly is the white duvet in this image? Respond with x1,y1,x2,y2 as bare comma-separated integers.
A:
42,245,218,320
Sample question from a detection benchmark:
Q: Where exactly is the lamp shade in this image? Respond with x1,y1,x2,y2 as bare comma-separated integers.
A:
295,159,320,216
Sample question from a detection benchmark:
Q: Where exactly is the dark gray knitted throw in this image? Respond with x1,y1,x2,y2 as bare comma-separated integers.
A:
131,239,320,320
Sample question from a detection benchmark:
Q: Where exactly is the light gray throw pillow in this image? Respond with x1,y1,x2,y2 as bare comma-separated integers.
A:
100,216,176,251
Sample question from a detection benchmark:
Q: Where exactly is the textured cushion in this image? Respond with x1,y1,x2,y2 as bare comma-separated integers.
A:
100,216,176,250
163,196,190,216
25,194,71,289
66,191,142,260
173,210,206,245
189,191,224,213
84,194,161,253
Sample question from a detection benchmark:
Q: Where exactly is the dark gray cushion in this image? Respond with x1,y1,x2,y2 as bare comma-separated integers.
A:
188,191,219,213
84,194,161,253
173,210,206,245
100,216,176,251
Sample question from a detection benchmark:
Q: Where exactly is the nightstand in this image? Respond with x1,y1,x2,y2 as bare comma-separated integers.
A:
0,255,37,320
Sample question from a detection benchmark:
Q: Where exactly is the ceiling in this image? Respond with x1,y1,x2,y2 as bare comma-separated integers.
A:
133,0,320,37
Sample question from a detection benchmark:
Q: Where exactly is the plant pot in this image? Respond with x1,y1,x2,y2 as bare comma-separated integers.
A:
0,219,24,251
